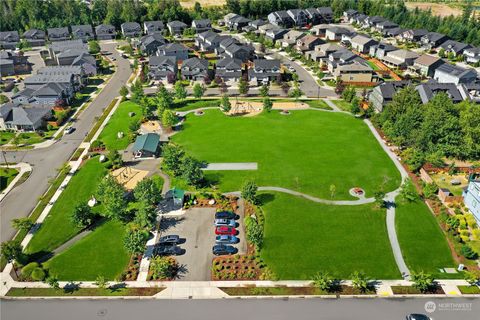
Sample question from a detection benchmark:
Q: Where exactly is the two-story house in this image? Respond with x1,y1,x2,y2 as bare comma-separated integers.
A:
192,19,211,33
463,174,480,225
47,27,70,41
144,21,164,35
95,24,116,40
167,20,188,36
148,55,177,82
248,59,281,85
121,22,142,38
157,43,189,62
23,29,46,47
215,57,243,84
433,63,477,85
71,25,94,42
267,11,295,28
181,57,209,81
0,31,20,49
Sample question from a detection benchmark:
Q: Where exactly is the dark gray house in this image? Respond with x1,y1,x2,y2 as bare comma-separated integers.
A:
167,21,188,36
287,9,308,27
148,55,177,81
420,32,448,49
23,29,46,47
192,19,211,33
144,21,164,35
47,27,70,41
369,81,410,112
121,22,142,38
215,57,243,83
157,43,189,62
369,42,397,59
95,24,116,40
223,43,254,62
439,40,472,56
181,57,209,81
0,31,20,49
416,82,465,104
0,103,51,132
71,25,94,41
137,33,166,55
400,29,428,42
248,59,281,85
229,16,251,31
268,11,295,28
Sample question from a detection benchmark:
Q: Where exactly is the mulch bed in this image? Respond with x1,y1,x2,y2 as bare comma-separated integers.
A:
122,254,141,281
391,285,445,295
212,246,264,281
220,285,376,296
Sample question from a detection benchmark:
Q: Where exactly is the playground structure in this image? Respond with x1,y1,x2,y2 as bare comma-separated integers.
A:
111,166,149,190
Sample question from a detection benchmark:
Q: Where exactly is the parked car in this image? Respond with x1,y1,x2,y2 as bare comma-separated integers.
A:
215,235,239,244
215,211,236,220
155,245,181,256
212,244,237,255
406,314,431,320
215,226,236,235
64,126,75,134
158,235,180,245
214,218,236,227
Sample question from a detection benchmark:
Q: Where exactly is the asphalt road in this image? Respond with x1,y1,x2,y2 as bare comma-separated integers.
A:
1,297,479,320
0,41,132,243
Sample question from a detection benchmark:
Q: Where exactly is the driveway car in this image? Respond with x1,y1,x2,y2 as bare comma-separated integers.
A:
215,226,237,235
158,235,180,245
406,314,431,320
64,126,75,134
212,244,237,255
214,218,236,227
215,211,236,219
155,245,182,256
215,235,239,244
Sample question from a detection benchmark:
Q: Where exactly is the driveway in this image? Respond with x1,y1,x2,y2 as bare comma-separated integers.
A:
158,204,246,281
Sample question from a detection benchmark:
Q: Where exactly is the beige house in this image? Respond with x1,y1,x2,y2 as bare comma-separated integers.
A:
333,61,375,83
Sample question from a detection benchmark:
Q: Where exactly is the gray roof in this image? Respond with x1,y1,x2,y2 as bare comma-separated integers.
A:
375,81,411,100
414,54,443,67
167,20,188,28
422,32,447,42
38,65,83,76
1,104,51,126
71,25,93,34
149,55,176,67
23,29,45,39
144,21,164,31
31,82,69,97
47,27,69,37
337,61,372,72
140,33,165,46
352,34,376,46
252,59,280,69
416,82,464,104
57,48,89,59
0,31,20,42
388,49,419,60
217,57,242,69
158,43,188,53
192,19,211,28
249,19,267,28
440,40,471,53
326,26,350,35
182,57,208,69
121,22,141,32
24,74,73,85
71,53,96,66
48,39,87,53
436,63,477,78
95,24,116,34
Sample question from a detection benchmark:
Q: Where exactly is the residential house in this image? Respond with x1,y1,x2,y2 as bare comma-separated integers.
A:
400,29,428,43
296,35,323,52
95,24,116,40
384,27,405,38
223,43,254,62
224,13,240,27
343,9,358,21
267,11,295,28
248,59,281,85
287,9,308,27
433,63,477,85
353,14,368,26
192,19,211,33
333,61,375,83
350,34,378,53
121,22,142,38
215,57,243,83
368,81,410,112
48,39,88,58
0,50,30,75
464,47,480,65
310,24,329,37
195,31,229,52
181,57,209,81
71,25,94,41
340,31,357,46
364,16,385,29
71,53,97,76
248,19,267,30
458,82,480,103
13,82,73,106
216,37,239,56
306,43,343,63
144,21,164,35
464,174,480,225
167,21,188,36
37,65,85,87
23,29,46,47
148,55,177,81
0,31,20,49
317,7,334,23
439,40,472,57
375,21,398,33
47,27,70,41
137,33,166,55
326,49,358,73
258,23,277,35
409,54,445,77
415,82,464,104
281,30,306,48
369,42,397,59
420,32,449,49
0,103,51,131
56,48,91,66
265,28,288,42
381,49,419,69
0,59,14,76
325,27,350,41
229,16,251,31
157,43,189,62
305,8,323,24
24,74,76,91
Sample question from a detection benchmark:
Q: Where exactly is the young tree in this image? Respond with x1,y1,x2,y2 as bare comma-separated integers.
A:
96,175,127,221
411,271,435,293
350,97,361,115
119,86,129,99
134,202,157,229
221,94,231,112
313,271,334,292
238,77,249,96
174,81,187,100
71,202,95,228
461,244,478,259
241,180,258,204
329,184,336,199
108,149,123,169
123,226,149,254
156,85,173,110
180,156,204,187
193,83,205,99
95,275,108,289
88,40,101,54
161,144,185,175
134,178,162,205
11,218,34,232
162,109,177,130
259,84,269,97
262,97,273,112
0,240,25,268
289,83,303,101
351,271,369,292
45,275,60,290
244,215,263,250
400,179,419,202
374,191,386,208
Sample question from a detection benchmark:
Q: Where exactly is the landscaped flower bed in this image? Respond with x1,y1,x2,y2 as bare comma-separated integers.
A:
6,286,164,297
391,285,445,295
220,285,377,296
212,252,265,280
121,254,142,281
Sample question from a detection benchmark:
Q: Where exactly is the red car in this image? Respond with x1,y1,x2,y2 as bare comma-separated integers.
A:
215,226,236,235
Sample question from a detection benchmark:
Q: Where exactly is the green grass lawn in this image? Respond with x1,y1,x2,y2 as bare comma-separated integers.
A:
366,60,381,71
331,100,352,112
395,197,456,278
0,167,19,192
0,131,15,145
15,132,45,146
172,98,220,111
98,101,142,150
172,109,400,199
260,192,400,279
26,157,108,256
304,99,332,110
44,220,130,281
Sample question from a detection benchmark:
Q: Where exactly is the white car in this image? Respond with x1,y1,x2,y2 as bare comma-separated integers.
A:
214,219,236,227
64,126,75,134
288,66,295,72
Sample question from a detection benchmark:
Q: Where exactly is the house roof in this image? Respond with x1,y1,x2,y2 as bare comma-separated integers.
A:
386,27,404,36
414,54,443,67
217,57,242,69
326,26,350,34
351,34,376,46
95,24,115,34
121,22,141,32
158,43,188,53
375,81,411,100
422,32,447,42
4,105,51,126
182,57,208,69
48,39,87,53
144,21,164,31
317,7,333,15
315,43,343,53
47,27,69,37
24,73,73,85
337,61,372,72
132,133,160,153
71,25,93,35
440,40,471,52
377,21,398,28
284,30,305,39
167,20,188,28
416,82,464,104
38,65,83,76
23,29,45,39
404,29,428,37
140,33,165,47
300,35,321,46
192,19,211,28
31,82,68,97
435,63,477,79
57,48,89,59
253,59,280,69
249,19,266,28
388,49,419,60
0,31,20,42
149,55,176,67
71,53,96,67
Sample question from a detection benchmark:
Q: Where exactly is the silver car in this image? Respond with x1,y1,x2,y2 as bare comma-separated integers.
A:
214,219,236,227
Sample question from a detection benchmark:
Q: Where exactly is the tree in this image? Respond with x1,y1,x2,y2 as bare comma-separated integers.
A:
350,97,361,115
124,226,149,254
221,95,231,112
0,94,9,104
374,191,386,208
71,202,95,228
134,178,162,206
180,156,204,187
259,84,269,97
161,144,185,175
241,180,258,204
193,83,205,99
238,77,249,96
162,109,177,130
174,81,187,100
31,267,46,281
313,271,334,292
150,256,178,280
464,271,480,286
156,85,173,110
341,86,356,102
119,85,129,99
95,275,108,289
461,244,478,260
329,184,336,199
422,182,438,199
244,215,263,250
262,97,273,112
108,149,123,169
351,271,369,292
134,202,157,229
411,271,435,293
0,240,24,264
96,175,127,221
45,275,60,290
88,40,101,54
289,83,303,100
11,218,34,232
399,179,419,202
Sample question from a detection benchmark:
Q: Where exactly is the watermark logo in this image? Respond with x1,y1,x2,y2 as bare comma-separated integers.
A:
425,301,436,313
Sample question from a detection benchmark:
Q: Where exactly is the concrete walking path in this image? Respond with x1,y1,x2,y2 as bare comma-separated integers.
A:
0,162,32,202
203,162,258,171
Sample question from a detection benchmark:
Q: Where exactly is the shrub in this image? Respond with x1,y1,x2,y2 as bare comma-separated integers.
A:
411,271,435,293
21,262,40,279
31,267,46,281
461,245,478,260
150,256,178,280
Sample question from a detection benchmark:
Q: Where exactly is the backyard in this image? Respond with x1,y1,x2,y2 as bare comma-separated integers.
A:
395,197,457,278
172,109,401,199
260,192,400,279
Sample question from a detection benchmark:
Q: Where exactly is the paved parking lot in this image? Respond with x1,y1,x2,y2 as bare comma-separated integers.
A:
159,201,247,281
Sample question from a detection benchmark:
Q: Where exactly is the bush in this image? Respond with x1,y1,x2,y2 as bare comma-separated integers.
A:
461,245,478,260
21,262,40,279
31,267,46,281
150,256,178,280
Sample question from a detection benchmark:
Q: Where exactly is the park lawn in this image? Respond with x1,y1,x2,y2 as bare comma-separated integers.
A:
172,109,400,199
395,197,456,278
260,192,400,279
44,220,130,281
0,167,19,191
98,101,142,150
304,99,332,110
26,157,108,256
0,131,15,145
331,99,352,112
172,98,220,111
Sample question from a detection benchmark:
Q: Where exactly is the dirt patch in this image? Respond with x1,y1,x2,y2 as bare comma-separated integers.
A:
405,2,463,17
180,0,225,8
140,120,161,133
227,99,309,117
111,167,149,190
